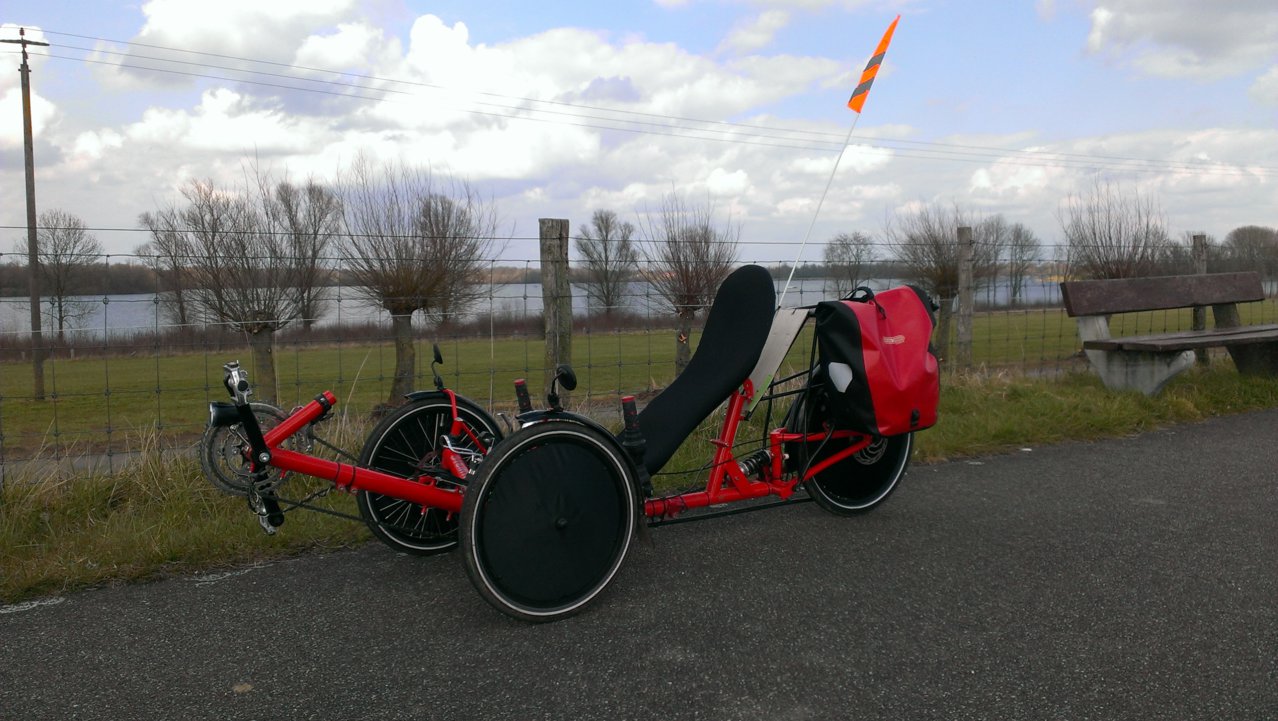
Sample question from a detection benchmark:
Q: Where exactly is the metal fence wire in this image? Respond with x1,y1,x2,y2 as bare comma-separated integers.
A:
1,244,1275,476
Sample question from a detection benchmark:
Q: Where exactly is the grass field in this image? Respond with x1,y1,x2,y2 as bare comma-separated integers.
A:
5,300,1277,462
5,360,1278,604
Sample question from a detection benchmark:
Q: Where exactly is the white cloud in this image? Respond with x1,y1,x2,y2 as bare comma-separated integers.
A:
0,88,56,149
96,0,363,89
731,0,884,10
444,122,602,180
707,167,750,196
136,0,357,54
122,89,323,154
718,10,791,55
1250,66,1278,106
969,162,1058,199
841,144,895,174
1086,7,1114,53
72,129,125,160
7,7,1276,263
948,128,1278,242
0,25,57,149
1083,0,1278,78
379,15,841,129
295,22,394,71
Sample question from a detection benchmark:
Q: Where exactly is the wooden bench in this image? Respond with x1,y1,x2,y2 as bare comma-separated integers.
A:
1059,271,1278,395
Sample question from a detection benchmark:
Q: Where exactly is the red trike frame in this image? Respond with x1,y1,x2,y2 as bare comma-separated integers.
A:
246,373,866,526
206,263,933,623
255,388,482,515
642,378,868,521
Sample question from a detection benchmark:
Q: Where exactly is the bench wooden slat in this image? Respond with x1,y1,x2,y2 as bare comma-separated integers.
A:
1084,323,1278,352
1060,272,1264,317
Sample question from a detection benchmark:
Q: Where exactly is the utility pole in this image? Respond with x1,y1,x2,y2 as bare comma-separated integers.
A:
2,27,50,400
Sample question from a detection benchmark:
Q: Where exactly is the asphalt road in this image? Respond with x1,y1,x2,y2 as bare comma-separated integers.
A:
2,410,1276,720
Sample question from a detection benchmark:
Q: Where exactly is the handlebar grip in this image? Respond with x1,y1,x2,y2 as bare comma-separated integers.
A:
515,379,532,414
621,396,639,433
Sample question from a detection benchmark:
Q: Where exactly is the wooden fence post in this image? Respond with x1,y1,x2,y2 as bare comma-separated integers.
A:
956,226,974,369
1192,233,1208,365
540,218,572,401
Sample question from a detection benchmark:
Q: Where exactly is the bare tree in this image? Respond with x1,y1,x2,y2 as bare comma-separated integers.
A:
260,175,341,331
1059,178,1170,279
1222,225,1278,279
575,209,638,317
137,206,194,327
31,209,102,341
823,231,876,296
978,215,1010,306
884,202,998,361
1004,222,1041,306
176,178,305,403
338,157,499,402
640,193,740,375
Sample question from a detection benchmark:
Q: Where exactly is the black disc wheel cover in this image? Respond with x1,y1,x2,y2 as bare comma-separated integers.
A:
786,391,912,513
808,433,911,509
473,432,632,612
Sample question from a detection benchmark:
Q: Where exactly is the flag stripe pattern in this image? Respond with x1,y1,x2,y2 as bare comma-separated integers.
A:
847,16,900,113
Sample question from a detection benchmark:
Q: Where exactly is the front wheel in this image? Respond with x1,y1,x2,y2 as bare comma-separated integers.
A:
201,402,292,497
356,395,501,556
787,391,913,516
460,422,638,622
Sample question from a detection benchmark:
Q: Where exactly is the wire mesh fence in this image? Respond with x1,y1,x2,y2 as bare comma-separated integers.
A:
2,249,1275,476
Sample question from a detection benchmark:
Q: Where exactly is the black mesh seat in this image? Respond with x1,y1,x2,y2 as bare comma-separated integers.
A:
629,264,776,474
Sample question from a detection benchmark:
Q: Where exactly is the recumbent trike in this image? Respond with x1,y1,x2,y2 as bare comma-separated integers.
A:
201,264,939,622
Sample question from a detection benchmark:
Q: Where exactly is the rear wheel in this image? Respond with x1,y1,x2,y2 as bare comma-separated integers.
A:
356,395,501,556
787,391,913,516
460,422,637,622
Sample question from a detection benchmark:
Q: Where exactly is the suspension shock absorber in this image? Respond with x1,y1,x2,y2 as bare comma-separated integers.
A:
737,449,772,478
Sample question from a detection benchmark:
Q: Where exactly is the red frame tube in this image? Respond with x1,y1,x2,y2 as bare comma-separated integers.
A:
246,378,872,523
643,385,874,521
262,392,336,447
252,390,465,513
268,447,464,513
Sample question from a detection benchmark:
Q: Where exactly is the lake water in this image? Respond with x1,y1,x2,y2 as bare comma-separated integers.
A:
0,277,1064,341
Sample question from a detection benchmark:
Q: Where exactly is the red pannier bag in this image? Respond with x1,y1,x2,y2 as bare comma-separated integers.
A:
813,286,939,437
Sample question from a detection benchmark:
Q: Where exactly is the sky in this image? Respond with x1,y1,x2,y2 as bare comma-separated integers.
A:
1,0,1276,265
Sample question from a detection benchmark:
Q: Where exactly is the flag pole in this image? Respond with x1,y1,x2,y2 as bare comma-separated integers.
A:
777,118,861,307
778,15,899,308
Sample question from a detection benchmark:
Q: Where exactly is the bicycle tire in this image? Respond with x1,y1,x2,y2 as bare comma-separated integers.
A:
200,402,290,497
787,391,913,516
460,421,638,622
356,395,502,556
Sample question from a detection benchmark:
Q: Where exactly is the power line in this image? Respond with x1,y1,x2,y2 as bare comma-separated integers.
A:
37,30,1275,175
8,31,1274,179
34,49,1273,179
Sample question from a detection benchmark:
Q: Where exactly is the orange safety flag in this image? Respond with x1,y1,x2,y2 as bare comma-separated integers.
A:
847,15,900,113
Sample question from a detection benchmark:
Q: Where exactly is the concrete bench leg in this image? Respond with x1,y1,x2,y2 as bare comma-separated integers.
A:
1084,348,1196,396
1227,342,1278,375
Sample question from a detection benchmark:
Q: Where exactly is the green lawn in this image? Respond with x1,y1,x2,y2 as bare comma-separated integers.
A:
2,300,1276,460
6,361,1278,604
